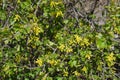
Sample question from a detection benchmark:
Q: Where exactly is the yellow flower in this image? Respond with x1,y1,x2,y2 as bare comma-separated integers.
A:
74,35,82,43
63,71,68,76
106,52,116,62
33,23,40,35
14,14,21,21
33,26,40,35
33,36,39,41
85,53,92,60
79,22,83,26
82,66,87,73
106,52,116,67
50,1,56,7
66,47,73,53
48,59,57,66
97,65,102,71
114,27,120,34
50,1,62,7
80,43,85,46
17,0,21,3
15,54,21,63
74,71,80,76
3,65,10,71
36,58,43,66
56,11,63,17
32,23,43,35
69,39,75,46
83,38,90,46
28,36,39,43
58,44,65,52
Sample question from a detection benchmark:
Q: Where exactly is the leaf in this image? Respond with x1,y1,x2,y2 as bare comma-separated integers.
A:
0,10,6,20
0,51,2,58
96,38,107,49
48,41,55,46
97,65,102,71
17,45,20,51
25,78,29,80
48,68,54,72
41,0,48,4
117,54,120,59
56,77,63,80
96,33,107,49
63,20,69,24
43,12,49,17
4,40,9,44
42,73,49,80
69,60,77,67
20,1,31,11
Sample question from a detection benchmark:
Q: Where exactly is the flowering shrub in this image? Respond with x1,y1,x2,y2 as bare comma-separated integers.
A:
0,0,120,80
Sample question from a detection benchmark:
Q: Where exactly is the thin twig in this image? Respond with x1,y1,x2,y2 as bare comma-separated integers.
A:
34,0,41,16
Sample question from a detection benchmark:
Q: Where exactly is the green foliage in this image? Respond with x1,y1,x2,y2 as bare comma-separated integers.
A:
0,0,120,80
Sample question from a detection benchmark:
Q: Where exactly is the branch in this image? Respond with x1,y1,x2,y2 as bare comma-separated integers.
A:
34,0,41,16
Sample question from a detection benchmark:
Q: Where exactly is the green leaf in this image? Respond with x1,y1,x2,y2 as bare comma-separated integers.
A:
43,12,49,17
117,54,120,59
69,60,77,67
0,51,2,58
25,78,29,80
17,45,20,51
96,38,107,49
63,20,69,24
56,77,63,80
0,10,6,20
96,33,107,49
46,77,53,80
48,68,54,72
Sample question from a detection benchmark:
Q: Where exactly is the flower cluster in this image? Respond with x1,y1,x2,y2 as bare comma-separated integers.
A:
65,46,73,53
58,44,65,52
28,36,39,43
36,58,43,66
85,52,92,60
63,70,68,76
105,52,116,66
31,23,43,35
56,11,63,17
74,71,80,76
79,38,90,47
14,14,21,21
17,0,21,3
74,34,90,47
82,66,87,73
74,34,82,44
106,53,116,62
50,1,63,18
58,44,73,53
50,1,62,7
47,59,57,66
